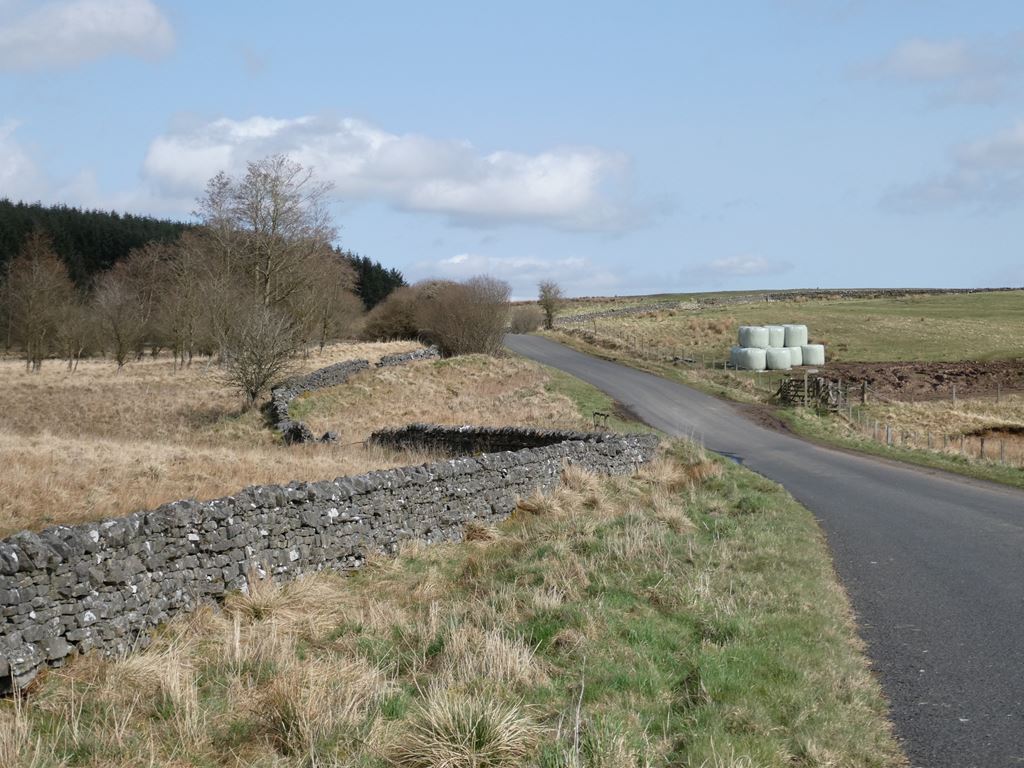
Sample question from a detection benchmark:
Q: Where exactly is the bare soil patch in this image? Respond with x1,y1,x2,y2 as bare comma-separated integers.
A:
820,359,1024,401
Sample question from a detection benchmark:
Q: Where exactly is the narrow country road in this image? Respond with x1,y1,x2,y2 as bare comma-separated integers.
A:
505,334,1024,768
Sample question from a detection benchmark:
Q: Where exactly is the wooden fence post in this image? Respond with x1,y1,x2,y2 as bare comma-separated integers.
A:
980,436,986,460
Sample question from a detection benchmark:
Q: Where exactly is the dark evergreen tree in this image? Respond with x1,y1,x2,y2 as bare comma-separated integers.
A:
337,249,406,309
0,199,193,287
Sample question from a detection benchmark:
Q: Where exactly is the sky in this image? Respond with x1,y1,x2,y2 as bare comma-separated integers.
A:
1,0,1023,298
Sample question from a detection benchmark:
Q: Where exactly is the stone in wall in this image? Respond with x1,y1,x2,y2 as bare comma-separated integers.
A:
0,425,658,691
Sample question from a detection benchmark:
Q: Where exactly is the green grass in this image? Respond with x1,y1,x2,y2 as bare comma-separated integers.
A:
542,366,662,434
553,290,1024,363
723,292,1024,362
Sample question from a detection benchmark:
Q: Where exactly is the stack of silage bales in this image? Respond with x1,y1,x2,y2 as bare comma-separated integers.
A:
730,323,826,371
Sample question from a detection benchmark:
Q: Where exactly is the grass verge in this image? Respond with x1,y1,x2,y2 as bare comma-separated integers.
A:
3,443,904,767
779,408,1024,492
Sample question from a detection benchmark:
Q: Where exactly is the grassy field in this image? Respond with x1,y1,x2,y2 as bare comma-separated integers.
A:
2,443,904,767
0,344,597,536
553,290,1024,364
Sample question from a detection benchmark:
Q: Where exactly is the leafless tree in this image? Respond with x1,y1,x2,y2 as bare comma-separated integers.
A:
54,298,97,371
1,232,76,371
538,280,564,330
195,155,336,310
218,304,299,407
92,262,150,369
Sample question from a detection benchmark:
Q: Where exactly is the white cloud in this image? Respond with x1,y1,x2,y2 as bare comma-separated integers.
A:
681,255,793,288
883,120,1024,213
0,0,173,71
409,252,621,299
0,120,47,199
877,39,972,80
141,115,638,231
864,34,1024,105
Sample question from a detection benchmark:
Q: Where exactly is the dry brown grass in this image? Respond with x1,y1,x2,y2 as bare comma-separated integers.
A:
297,353,588,440
852,394,1024,468
0,342,585,536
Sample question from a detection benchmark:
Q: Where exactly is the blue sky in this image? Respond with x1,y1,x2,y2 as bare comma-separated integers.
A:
1,0,1023,297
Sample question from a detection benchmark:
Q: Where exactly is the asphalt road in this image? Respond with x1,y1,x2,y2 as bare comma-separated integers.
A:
505,334,1024,768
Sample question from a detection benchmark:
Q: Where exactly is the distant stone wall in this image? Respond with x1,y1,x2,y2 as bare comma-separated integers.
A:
552,287,1021,325
269,347,440,445
371,423,627,455
270,359,371,444
376,346,440,368
0,425,658,691
554,301,683,325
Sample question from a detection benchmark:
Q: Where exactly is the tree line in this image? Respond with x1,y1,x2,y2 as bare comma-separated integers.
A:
0,198,404,311
0,155,521,406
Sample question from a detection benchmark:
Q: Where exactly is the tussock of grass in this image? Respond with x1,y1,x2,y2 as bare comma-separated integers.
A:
6,443,904,767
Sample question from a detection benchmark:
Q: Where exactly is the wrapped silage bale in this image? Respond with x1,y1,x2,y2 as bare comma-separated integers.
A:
786,345,803,367
784,324,808,347
734,347,767,371
729,346,742,367
801,344,826,366
766,348,792,371
767,325,786,348
738,325,770,349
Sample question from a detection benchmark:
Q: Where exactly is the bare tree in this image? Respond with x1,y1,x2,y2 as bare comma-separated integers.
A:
195,155,336,309
285,247,363,353
54,298,97,371
92,262,149,369
157,232,220,368
537,280,564,330
1,232,76,371
218,304,299,407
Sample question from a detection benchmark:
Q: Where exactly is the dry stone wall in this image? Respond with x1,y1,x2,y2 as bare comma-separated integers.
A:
0,425,657,691
269,346,441,445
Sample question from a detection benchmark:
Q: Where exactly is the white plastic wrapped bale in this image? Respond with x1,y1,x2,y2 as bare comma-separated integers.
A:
784,324,808,347
734,347,767,371
801,344,826,366
785,345,803,367
766,348,792,371
738,325,770,349
767,325,786,348
729,346,743,367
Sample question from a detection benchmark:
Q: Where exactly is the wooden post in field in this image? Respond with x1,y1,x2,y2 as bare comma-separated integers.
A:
980,436,986,460
952,384,957,405
943,434,948,450
960,435,965,455
803,372,809,408
1000,440,1005,464
862,381,868,405
927,432,932,450
997,384,1001,403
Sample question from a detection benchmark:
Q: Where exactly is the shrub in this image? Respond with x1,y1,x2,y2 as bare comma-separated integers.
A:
416,276,510,357
509,305,544,334
361,286,420,341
